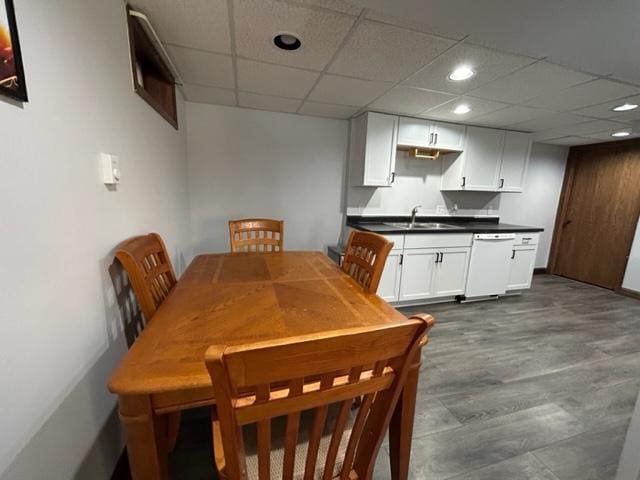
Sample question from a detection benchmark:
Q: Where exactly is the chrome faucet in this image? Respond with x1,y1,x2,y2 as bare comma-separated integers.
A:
410,205,422,228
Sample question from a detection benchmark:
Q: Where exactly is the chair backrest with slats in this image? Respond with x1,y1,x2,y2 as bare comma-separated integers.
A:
115,233,177,322
205,314,435,480
342,231,393,294
229,218,284,253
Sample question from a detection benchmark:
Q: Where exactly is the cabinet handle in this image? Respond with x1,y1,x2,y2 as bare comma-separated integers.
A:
499,178,504,188
461,176,466,188
429,132,434,144
435,133,438,145
390,172,395,183
399,254,403,265
434,253,439,264
511,250,516,259
439,252,444,263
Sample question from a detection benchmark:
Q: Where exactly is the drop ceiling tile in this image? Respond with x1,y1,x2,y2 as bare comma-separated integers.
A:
166,46,235,88
238,92,302,113
526,79,639,111
234,0,355,71
131,0,231,53
274,0,362,16
307,75,392,106
237,59,320,99
471,105,550,128
421,96,510,121
541,136,596,146
469,61,595,104
533,119,631,140
510,112,592,131
365,10,465,40
404,43,535,95
182,84,236,105
573,94,640,121
369,86,455,115
329,20,456,83
298,101,359,118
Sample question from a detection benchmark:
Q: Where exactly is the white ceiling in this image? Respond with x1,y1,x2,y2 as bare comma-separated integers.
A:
129,0,640,146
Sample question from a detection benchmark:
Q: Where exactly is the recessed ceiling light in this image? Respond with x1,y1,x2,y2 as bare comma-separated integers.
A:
448,65,475,82
611,131,631,137
612,103,638,112
273,33,302,51
453,104,471,115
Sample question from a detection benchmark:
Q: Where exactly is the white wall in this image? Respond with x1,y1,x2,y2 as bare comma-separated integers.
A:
499,143,568,268
346,142,568,268
0,0,191,478
623,221,640,293
187,103,348,254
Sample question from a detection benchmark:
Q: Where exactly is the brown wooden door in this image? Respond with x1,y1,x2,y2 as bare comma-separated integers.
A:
550,140,640,289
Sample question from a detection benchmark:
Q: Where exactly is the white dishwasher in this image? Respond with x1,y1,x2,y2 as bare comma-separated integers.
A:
465,233,516,298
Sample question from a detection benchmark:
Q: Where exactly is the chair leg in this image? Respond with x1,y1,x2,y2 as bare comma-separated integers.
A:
166,412,181,452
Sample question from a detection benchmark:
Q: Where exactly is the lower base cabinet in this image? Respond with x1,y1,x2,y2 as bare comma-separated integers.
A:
375,231,537,303
507,245,537,290
378,250,403,302
397,247,470,302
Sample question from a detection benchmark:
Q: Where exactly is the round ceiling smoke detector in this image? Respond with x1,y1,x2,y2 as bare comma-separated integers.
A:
273,33,302,51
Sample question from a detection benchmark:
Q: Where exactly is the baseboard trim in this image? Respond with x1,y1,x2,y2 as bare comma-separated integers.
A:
616,287,640,301
533,267,547,275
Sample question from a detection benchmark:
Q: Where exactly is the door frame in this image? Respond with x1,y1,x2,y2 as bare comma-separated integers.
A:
548,139,640,290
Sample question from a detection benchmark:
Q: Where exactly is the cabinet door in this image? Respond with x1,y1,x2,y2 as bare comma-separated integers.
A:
507,246,537,290
499,131,531,192
397,117,431,148
399,249,437,301
363,112,398,186
462,126,504,191
434,247,470,297
432,121,466,151
378,251,402,302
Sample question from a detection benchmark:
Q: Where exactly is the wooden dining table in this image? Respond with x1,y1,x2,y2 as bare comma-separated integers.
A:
108,251,426,480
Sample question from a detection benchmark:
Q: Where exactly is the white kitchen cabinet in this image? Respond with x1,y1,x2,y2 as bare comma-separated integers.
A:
397,117,465,151
397,117,431,148
434,247,471,297
507,245,537,290
460,126,504,191
441,126,532,193
378,250,403,302
398,249,438,301
498,131,531,192
431,121,466,151
349,112,398,187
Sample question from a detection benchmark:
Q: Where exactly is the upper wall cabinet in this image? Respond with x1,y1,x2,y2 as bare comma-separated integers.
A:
441,127,531,192
498,131,532,192
349,112,398,187
397,117,465,152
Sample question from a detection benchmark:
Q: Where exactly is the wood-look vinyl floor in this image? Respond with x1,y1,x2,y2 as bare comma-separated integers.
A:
114,275,640,480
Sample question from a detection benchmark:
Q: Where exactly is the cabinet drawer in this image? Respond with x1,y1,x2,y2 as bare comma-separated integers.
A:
514,233,539,246
404,233,473,249
382,234,405,251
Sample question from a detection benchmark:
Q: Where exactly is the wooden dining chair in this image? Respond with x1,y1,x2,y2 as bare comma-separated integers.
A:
114,233,181,450
229,218,284,253
205,313,435,480
342,231,394,294
115,232,177,323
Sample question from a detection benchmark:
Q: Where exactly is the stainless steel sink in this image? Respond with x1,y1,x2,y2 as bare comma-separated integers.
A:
383,222,463,230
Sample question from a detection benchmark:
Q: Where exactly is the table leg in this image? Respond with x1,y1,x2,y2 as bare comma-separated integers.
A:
119,395,169,480
388,348,421,480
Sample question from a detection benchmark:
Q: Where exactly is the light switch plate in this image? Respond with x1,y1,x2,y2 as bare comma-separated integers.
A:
101,153,120,185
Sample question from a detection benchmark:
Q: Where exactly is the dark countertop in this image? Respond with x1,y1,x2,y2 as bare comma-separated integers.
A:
346,215,544,234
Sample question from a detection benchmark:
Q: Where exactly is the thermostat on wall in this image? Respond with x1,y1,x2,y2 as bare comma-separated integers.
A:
101,153,120,185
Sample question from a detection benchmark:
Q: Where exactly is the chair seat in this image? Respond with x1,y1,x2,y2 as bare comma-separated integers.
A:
215,404,355,480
